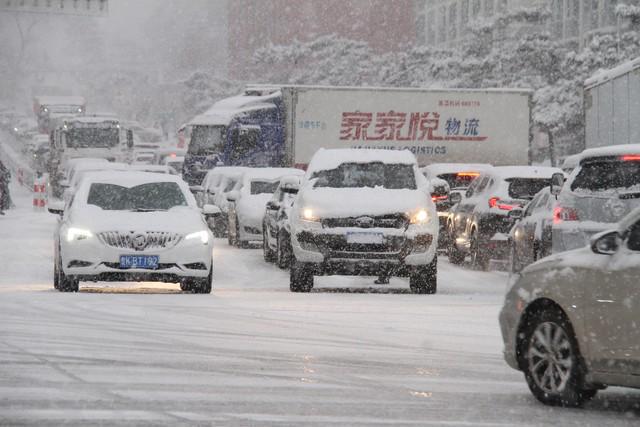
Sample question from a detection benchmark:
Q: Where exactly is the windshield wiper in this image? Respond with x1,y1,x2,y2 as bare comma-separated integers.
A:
129,208,167,212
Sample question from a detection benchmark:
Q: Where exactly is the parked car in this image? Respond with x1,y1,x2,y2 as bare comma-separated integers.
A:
499,206,640,407
191,166,247,236
262,175,301,268
552,144,640,253
48,171,218,293
289,149,438,293
508,187,557,272
227,167,304,248
447,166,562,270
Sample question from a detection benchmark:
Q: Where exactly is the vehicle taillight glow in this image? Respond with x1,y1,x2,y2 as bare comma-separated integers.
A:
457,172,480,177
554,206,579,224
489,196,519,211
621,155,640,161
432,195,448,202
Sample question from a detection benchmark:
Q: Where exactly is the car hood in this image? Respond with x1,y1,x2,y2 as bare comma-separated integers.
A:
70,206,206,233
521,246,610,276
297,188,430,218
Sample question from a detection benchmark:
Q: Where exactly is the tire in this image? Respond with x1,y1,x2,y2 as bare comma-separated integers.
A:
190,263,213,294
53,252,60,290
228,218,238,246
276,232,292,270
409,256,437,294
447,225,465,265
521,308,596,407
290,260,313,292
510,242,523,273
179,282,191,292
56,248,78,292
263,226,276,262
470,232,489,271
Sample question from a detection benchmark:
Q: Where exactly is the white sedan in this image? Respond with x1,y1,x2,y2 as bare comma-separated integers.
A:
49,171,218,293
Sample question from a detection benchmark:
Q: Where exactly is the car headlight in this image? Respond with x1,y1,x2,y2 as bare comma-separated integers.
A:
185,230,209,244
66,227,92,242
301,207,320,223
409,208,430,225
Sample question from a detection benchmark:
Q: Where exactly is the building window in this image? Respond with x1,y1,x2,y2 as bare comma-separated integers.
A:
485,0,495,16
449,3,458,40
461,0,469,26
439,6,447,43
427,11,435,44
472,0,481,18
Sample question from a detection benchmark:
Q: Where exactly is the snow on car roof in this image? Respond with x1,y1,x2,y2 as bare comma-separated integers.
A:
81,170,185,186
130,165,172,174
66,116,118,124
242,167,304,182
308,148,418,172
490,166,562,179
73,162,128,173
579,143,640,161
34,96,85,106
421,163,493,175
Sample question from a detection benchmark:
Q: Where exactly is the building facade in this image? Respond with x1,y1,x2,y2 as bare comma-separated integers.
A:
228,0,416,78
415,0,635,49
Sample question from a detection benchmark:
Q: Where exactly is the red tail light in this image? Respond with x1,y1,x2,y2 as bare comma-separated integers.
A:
432,195,448,202
554,206,579,224
457,172,480,177
621,155,640,161
489,196,519,211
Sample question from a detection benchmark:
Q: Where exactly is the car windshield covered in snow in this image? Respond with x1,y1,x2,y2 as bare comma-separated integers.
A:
250,180,279,195
66,127,119,148
312,162,416,190
507,178,551,200
188,125,224,155
571,159,640,192
87,182,188,211
437,173,479,190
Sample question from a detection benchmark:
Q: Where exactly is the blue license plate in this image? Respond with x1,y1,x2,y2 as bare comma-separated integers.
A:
119,255,159,270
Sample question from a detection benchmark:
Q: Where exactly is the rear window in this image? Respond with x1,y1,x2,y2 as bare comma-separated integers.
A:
507,178,551,200
571,160,640,192
250,180,279,195
312,163,416,190
437,173,479,190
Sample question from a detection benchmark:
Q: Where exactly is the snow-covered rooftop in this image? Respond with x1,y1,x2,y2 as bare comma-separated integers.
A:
421,163,493,176
34,96,86,106
585,57,640,89
307,148,418,173
81,170,185,187
579,143,640,160
490,166,562,179
241,167,304,182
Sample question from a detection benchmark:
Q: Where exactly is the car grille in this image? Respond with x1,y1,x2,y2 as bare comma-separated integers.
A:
322,214,408,229
97,231,182,251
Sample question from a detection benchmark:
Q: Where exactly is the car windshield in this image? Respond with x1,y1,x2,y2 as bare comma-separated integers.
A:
437,173,479,190
571,160,640,192
188,125,224,156
86,182,188,211
507,178,551,200
312,162,416,189
250,180,279,195
223,178,238,192
66,127,119,148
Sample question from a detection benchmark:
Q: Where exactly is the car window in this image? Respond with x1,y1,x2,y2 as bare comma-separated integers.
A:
534,193,550,212
628,221,640,252
465,176,481,198
251,180,279,195
523,192,542,217
223,179,237,192
475,176,490,194
87,182,187,211
571,160,640,192
507,178,551,200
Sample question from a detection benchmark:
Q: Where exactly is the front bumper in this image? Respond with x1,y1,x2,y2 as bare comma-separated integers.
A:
291,227,437,275
61,237,213,282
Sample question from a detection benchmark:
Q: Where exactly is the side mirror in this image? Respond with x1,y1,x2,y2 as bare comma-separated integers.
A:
126,129,134,148
550,172,564,197
226,190,240,202
48,200,64,216
59,179,70,188
190,185,204,194
449,192,462,205
202,204,221,217
508,208,523,221
266,200,280,211
590,230,619,255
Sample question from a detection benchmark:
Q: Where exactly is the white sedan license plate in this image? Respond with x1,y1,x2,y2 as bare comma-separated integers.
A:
119,255,159,270
346,232,384,244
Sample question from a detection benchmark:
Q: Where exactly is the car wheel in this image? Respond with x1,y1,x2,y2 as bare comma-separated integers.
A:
522,309,595,407
290,260,313,292
276,232,292,270
227,219,237,246
53,251,59,290
470,232,489,271
409,257,437,294
56,249,79,292
192,262,213,294
446,227,465,265
263,227,276,262
179,281,191,292
510,241,523,273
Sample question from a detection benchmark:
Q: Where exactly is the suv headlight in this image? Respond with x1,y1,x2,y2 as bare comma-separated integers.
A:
185,230,209,244
67,227,92,242
300,208,320,223
409,209,430,225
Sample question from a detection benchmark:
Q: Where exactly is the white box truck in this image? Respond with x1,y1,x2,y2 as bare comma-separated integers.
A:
584,57,640,150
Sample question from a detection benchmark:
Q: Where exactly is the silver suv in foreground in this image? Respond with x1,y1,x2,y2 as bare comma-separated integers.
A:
289,149,439,294
500,206,640,406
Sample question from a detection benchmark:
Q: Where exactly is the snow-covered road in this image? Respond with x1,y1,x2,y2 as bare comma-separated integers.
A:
1,182,639,426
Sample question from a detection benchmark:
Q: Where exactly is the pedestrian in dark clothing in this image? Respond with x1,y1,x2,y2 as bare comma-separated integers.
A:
0,160,12,214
